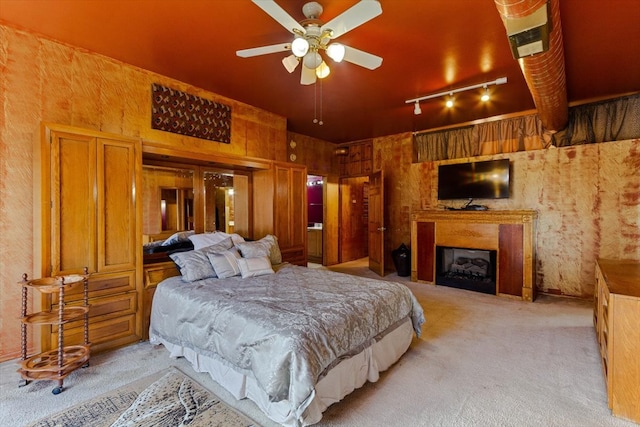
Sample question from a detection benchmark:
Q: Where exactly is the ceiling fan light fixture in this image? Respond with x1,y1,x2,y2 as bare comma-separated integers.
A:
316,61,331,78
303,51,323,69
291,37,310,57
326,43,345,62
239,0,384,87
282,54,299,73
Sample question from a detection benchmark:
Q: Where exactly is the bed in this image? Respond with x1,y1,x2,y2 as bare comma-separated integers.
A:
148,234,424,427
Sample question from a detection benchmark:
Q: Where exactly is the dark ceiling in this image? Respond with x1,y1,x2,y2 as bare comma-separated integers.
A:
1,0,639,143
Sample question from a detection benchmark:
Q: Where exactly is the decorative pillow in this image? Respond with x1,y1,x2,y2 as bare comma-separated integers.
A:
207,248,242,279
235,241,270,259
188,232,229,250
236,235,282,265
161,230,195,246
214,231,246,245
237,256,274,278
169,238,233,282
259,234,282,264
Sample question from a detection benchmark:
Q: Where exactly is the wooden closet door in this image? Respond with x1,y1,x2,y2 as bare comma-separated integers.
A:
274,164,307,265
274,165,292,246
288,166,306,251
97,138,138,273
49,130,97,276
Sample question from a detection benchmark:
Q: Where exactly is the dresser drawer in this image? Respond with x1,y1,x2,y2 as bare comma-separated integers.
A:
52,292,137,331
281,246,306,266
144,262,180,289
52,313,138,350
56,270,136,300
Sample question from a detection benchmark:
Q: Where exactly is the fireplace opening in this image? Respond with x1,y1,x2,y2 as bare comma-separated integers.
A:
435,246,497,295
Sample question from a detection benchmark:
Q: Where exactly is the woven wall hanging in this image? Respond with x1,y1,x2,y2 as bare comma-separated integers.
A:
151,83,231,143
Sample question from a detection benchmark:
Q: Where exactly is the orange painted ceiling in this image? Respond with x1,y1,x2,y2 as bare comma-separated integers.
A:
1,0,639,143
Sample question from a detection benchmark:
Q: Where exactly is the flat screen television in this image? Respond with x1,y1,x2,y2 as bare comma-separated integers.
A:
438,159,510,200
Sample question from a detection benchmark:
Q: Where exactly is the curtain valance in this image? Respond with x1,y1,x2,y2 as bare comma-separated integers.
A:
414,93,640,163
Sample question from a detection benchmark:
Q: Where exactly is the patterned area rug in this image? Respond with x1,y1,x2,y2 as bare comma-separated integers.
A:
27,367,260,427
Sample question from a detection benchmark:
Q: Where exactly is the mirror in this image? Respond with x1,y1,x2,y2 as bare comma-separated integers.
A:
142,165,194,241
203,171,234,233
142,163,251,244
160,187,194,231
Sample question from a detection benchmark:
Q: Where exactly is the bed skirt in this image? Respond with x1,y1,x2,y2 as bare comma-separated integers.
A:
150,316,414,427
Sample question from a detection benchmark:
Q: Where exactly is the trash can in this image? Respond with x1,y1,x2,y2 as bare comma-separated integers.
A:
392,243,411,277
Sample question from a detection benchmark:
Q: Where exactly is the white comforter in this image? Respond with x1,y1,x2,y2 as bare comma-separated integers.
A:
150,264,424,420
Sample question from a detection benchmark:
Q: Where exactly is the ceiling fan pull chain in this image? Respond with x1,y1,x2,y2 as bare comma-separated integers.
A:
319,78,323,125
313,80,318,124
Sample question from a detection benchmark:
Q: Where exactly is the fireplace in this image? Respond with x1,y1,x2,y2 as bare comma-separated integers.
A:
435,246,497,295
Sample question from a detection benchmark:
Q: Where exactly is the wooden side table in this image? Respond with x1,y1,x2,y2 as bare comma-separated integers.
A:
18,269,90,394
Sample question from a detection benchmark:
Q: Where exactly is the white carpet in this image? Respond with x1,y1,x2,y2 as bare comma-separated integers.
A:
0,261,635,427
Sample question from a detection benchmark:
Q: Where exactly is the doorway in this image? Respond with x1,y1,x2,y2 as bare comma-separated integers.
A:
307,175,324,264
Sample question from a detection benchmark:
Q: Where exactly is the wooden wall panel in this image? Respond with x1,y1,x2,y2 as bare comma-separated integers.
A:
416,222,435,282
375,133,415,272
286,131,338,176
499,224,525,297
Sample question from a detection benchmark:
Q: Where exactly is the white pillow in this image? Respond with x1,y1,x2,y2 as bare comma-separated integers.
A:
237,256,274,278
188,232,229,250
207,248,242,279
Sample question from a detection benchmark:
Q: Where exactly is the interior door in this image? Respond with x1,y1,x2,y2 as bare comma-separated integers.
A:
339,176,368,263
368,170,384,276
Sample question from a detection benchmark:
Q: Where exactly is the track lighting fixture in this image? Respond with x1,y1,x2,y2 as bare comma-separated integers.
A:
406,77,507,114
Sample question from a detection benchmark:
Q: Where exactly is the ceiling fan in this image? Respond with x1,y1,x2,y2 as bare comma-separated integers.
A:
236,0,383,85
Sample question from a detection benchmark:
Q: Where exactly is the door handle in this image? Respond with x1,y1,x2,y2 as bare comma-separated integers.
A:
377,227,386,231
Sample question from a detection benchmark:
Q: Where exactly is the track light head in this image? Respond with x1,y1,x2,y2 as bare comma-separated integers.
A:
445,94,454,109
414,101,422,115
481,86,490,102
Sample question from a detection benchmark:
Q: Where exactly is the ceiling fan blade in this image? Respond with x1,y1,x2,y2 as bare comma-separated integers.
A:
252,0,305,34
236,43,290,58
300,65,317,85
343,45,383,70
321,0,382,39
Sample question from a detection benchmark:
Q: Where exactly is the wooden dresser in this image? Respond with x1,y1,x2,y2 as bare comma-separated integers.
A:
593,259,640,424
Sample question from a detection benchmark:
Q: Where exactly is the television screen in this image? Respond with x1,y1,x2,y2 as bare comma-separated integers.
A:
438,159,510,200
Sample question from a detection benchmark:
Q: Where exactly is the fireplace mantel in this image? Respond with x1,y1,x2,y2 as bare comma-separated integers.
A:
411,210,537,301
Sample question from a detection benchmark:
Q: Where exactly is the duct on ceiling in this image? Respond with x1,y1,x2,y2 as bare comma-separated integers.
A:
494,0,568,132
